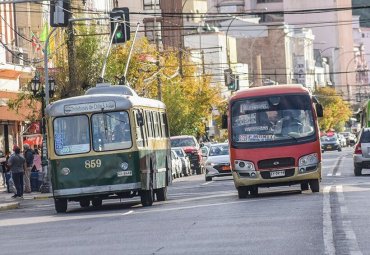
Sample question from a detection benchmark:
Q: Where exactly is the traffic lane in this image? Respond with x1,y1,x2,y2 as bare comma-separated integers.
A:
0,187,324,255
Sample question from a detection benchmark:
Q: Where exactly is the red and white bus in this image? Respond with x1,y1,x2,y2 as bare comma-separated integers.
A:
223,85,323,198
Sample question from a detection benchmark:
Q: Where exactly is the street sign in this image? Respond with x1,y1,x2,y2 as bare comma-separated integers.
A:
50,0,70,27
110,7,130,44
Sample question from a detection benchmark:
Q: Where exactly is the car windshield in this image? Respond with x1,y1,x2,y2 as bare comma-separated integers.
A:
321,136,337,142
209,144,229,156
231,94,316,147
174,149,185,157
171,138,196,147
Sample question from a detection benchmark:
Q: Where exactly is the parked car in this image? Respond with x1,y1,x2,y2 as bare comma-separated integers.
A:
171,150,182,179
349,133,357,146
321,134,342,152
337,134,347,147
353,127,370,176
204,143,232,182
170,135,203,174
172,147,191,176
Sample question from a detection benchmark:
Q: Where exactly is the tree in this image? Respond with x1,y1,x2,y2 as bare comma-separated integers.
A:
315,87,352,132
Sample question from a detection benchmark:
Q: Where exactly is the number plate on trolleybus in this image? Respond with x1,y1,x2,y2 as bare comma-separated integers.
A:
270,170,285,178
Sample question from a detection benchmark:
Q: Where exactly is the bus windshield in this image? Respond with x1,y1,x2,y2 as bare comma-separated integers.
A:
92,111,132,151
231,94,316,147
54,115,90,155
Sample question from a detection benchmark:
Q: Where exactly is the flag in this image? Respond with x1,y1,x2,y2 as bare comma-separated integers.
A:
31,31,41,52
39,23,49,42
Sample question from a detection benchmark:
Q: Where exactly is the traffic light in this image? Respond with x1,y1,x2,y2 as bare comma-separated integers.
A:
50,0,70,27
228,74,239,91
110,8,130,44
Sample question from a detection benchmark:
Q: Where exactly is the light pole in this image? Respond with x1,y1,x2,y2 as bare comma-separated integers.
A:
30,74,56,193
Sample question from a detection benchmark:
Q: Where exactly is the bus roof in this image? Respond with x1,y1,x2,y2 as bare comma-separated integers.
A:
230,85,310,101
46,89,166,117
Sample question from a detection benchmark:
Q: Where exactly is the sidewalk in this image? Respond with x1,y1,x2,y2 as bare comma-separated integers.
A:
0,185,52,211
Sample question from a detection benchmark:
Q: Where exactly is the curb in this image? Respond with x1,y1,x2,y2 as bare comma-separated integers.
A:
0,202,20,211
33,195,53,200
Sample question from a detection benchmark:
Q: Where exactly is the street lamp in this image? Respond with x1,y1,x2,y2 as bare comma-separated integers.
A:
30,74,56,193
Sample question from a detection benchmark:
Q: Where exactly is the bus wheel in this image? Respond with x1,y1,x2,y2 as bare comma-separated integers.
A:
92,198,102,207
156,187,167,201
79,199,90,208
141,178,154,207
54,198,67,213
250,186,258,197
309,179,320,193
301,182,309,191
237,187,248,199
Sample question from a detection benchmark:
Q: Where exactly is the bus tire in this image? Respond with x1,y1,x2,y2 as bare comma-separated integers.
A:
79,199,90,208
54,198,67,213
156,187,167,201
141,176,154,207
301,182,309,191
309,179,320,193
92,198,102,207
237,187,248,199
250,186,258,197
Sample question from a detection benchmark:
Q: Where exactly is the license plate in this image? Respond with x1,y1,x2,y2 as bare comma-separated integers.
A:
327,145,332,149
117,171,132,177
270,170,285,178
221,166,230,171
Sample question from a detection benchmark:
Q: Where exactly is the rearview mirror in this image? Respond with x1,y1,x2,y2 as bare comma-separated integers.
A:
221,114,228,129
316,104,323,118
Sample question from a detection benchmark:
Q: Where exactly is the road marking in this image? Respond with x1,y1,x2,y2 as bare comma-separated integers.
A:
201,181,213,186
336,185,362,255
323,185,335,255
335,173,341,176
122,210,134,216
327,173,333,177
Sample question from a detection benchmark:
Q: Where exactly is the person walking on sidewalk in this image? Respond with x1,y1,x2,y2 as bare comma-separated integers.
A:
23,144,34,193
8,146,26,198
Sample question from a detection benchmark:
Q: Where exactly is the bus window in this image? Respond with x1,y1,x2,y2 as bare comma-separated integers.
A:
91,111,132,151
153,112,159,137
135,110,144,147
145,111,153,138
162,113,169,137
53,115,90,155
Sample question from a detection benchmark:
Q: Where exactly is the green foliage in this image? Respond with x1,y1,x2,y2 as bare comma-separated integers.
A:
315,87,352,132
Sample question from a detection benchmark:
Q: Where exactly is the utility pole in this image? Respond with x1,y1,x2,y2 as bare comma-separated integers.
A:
154,0,161,101
67,21,76,96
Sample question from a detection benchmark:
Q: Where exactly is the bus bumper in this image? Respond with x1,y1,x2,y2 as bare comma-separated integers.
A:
232,163,321,188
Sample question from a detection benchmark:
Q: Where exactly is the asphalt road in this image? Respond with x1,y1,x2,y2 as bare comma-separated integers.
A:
1,147,369,255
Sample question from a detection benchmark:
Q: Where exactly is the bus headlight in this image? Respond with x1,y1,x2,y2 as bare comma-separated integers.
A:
299,153,318,167
234,160,255,171
61,167,70,176
120,162,129,170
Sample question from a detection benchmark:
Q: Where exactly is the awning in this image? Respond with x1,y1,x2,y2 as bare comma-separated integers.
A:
23,134,42,146
0,70,21,79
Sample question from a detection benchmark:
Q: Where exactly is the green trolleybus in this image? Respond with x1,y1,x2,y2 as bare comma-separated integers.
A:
45,84,171,213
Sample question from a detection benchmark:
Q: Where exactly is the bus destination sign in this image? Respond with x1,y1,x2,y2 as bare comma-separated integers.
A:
64,101,116,114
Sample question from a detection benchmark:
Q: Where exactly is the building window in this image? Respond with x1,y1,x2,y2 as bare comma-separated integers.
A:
143,0,159,10
144,21,162,43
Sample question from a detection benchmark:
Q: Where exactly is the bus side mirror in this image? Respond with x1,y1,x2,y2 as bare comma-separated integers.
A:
136,112,144,126
316,104,323,118
221,114,228,129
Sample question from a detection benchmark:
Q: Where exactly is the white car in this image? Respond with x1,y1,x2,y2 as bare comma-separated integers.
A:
204,143,232,181
172,147,191,176
337,134,347,147
171,150,183,179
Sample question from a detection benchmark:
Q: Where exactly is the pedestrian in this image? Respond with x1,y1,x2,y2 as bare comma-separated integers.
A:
23,144,34,193
33,148,42,172
8,146,26,198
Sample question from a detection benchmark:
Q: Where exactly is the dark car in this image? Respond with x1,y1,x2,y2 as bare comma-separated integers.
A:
321,134,342,152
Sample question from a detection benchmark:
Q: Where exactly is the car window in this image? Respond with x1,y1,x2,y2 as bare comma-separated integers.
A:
360,130,370,143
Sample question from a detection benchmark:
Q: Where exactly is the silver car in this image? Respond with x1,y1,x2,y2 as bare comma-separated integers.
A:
204,143,231,181
172,147,191,176
353,127,370,176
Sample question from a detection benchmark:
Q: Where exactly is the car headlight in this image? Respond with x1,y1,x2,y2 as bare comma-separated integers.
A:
206,162,216,166
299,153,318,167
